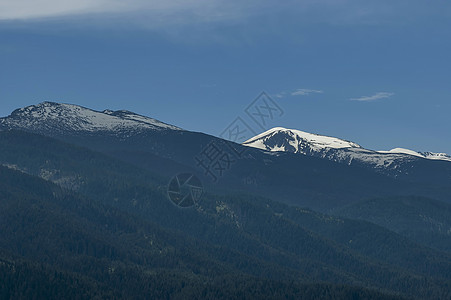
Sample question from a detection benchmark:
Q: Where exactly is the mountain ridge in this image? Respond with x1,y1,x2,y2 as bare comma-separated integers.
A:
1,102,451,298
2,101,451,212
2,102,448,163
242,127,451,179
0,101,182,135
0,133,449,299
243,127,451,163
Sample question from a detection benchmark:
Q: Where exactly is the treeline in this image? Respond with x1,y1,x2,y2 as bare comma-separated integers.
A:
0,259,405,300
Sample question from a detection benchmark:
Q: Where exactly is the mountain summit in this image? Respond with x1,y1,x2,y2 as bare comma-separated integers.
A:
243,127,451,169
243,127,362,154
0,101,181,135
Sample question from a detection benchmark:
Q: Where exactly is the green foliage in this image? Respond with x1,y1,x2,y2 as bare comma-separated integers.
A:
1,130,450,299
335,196,451,252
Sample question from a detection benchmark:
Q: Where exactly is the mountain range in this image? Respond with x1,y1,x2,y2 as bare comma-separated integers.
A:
2,102,451,210
1,101,451,299
243,127,451,170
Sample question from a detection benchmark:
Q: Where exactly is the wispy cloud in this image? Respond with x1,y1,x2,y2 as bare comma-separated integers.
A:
291,89,323,96
350,92,394,102
0,0,248,22
273,92,287,99
1,1,445,26
273,88,324,99
0,0,116,20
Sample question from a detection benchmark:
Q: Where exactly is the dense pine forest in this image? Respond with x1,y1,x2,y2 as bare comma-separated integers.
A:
1,130,451,299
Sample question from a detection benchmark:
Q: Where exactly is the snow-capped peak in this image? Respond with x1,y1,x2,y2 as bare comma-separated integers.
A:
243,127,451,166
243,127,361,153
0,101,182,134
378,148,451,162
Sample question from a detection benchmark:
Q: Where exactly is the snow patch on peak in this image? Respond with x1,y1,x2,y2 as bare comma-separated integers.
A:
243,127,361,153
422,152,451,161
377,148,451,162
1,102,182,134
378,148,424,158
243,127,451,165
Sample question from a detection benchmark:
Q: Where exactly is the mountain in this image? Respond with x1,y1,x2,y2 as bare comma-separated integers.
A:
0,101,181,135
2,102,451,298
1,131,451,299
243,127,362,152
2,102,451,213
243,128,451,174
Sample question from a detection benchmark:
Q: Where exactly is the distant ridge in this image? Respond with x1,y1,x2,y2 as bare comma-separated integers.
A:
243,127,451,173
0,101,182,135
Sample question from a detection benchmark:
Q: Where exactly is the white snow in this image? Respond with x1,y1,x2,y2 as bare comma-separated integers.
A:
243,138,269,151
243,127,361,152
377,148,424,158
421,152,451,162
111,111,178,130
243,127,451,165
0,102,182,133
271,144,287,152
377,148,451,162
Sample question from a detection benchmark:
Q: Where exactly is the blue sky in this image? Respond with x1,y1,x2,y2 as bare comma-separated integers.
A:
1,0,450,153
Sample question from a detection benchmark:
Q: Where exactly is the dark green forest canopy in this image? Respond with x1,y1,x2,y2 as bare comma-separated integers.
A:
0,130,450,299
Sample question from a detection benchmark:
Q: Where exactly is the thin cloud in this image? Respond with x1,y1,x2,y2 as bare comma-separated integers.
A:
0,0,242,22
273,92,287,99
0,1,262,21
1,1,446,26
0,0,117,20
273,88,324,99
350,92,394,102
291,89,323,96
